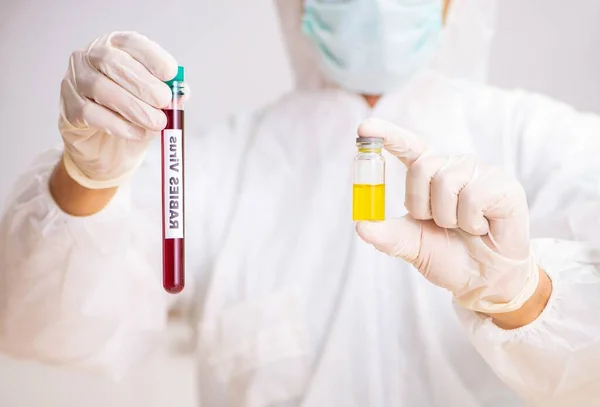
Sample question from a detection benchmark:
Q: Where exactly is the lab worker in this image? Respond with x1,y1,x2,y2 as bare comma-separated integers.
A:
1,0,600,406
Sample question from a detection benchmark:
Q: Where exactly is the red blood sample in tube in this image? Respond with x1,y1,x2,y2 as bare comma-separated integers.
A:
161,108,185,294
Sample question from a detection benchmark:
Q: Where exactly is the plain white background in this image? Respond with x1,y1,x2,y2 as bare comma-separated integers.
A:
0,0,599,406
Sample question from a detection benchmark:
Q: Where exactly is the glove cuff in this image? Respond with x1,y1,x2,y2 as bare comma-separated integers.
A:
62,150,144,190
456,253,540,314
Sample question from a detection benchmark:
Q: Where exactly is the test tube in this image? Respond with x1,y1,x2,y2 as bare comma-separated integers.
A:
162,66,185,294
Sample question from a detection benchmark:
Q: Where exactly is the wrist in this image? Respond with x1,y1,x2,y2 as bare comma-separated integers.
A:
49,155,118,216
488,267,552,330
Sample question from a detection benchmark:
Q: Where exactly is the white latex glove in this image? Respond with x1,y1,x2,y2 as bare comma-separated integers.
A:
355,118,539,314
59,31,178,189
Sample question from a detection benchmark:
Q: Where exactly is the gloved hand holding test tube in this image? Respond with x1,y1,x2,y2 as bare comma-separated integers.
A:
57,32,188,294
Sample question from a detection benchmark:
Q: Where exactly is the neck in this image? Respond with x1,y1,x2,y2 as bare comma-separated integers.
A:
362,95,381,108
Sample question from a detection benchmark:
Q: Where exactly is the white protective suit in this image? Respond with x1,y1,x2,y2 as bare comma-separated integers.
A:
2,0,600,406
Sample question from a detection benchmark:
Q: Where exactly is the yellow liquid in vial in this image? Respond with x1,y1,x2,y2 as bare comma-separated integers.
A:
353,184,385,221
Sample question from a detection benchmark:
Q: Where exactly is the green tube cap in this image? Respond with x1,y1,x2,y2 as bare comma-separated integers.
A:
165,66,184,86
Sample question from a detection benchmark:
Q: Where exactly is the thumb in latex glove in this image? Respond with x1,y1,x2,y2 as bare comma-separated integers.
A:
60,31,184,189
355,118,539,314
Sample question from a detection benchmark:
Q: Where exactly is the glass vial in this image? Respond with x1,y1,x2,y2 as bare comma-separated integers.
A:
353,137,385,221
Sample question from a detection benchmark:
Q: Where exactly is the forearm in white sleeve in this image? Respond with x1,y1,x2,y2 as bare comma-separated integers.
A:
455,239,600,407
0,148,168,380
452,88,600,406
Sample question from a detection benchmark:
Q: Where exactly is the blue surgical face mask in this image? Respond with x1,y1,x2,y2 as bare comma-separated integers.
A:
301,0,444,95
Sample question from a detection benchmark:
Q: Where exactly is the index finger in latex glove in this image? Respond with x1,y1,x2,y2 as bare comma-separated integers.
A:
110,32,177,81
357,117,427,167
112,32,192,104
87,32,177,109
72,51,167,131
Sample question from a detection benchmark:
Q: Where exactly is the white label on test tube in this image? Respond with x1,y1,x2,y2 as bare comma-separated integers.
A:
163,129,184,239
